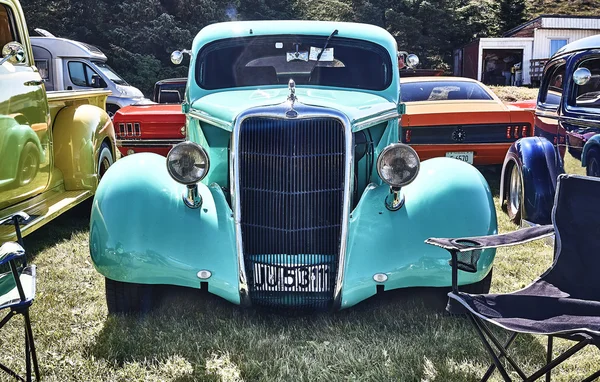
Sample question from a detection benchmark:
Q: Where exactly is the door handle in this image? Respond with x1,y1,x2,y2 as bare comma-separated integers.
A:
24,80,43,86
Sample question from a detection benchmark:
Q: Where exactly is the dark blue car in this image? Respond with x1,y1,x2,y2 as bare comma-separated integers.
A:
500,34,600,225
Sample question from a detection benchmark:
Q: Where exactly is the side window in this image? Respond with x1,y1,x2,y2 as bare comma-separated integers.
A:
0,4,18,48
575,57,600,109
68,61,98,87
550,39,568,57
540,63,565,109
35,60,49,81
68,61,87,86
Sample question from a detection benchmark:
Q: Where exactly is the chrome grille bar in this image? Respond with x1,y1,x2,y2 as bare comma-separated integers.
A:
238,116,346,309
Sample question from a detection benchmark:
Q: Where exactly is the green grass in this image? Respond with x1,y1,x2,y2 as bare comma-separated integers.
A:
1,154,595,381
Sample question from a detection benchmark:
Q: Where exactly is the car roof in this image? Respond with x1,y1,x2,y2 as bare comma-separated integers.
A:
554,34,600,57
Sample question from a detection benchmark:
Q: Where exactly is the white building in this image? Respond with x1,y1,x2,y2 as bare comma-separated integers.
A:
454,15,600,86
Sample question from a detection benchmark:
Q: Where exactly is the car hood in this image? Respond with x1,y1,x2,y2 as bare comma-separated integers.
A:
190,88,398,132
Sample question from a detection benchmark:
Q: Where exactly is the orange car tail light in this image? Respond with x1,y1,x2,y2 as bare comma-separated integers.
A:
513,126,520,139
404,129,412,143
117,122,142,137
506,126,512,139
521,126,528,137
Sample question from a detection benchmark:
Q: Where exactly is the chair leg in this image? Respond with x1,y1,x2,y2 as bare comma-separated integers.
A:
581,368,600,382
23,311,40,381
467,314,513,381
481,332,519,382
472,315,528,380
24,321,31,382
545,336,553,382
525,339,590,382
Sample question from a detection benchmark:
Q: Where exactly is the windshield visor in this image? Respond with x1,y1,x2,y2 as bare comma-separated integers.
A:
195,35,392,91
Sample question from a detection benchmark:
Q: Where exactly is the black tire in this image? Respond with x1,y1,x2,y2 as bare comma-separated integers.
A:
105,278,154,314
506,163,523,224
17,141,40,186
586,147,600,177
98,141,114,180
461,268,493,294
106,104,119,119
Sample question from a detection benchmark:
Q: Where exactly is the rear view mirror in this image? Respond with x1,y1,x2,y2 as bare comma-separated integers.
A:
1,42,26,65
91,74,107,88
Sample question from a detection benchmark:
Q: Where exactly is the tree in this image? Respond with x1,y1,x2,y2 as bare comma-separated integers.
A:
497,0,527,35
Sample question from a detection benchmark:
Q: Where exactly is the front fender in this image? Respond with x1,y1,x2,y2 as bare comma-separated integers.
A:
89,153,240,305
341,158,497,309
53,104,116,191
581,134,600,167
500,137,562,225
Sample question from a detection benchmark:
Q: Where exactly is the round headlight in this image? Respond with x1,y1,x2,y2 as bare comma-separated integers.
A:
377,143,420,188
166,142,210,185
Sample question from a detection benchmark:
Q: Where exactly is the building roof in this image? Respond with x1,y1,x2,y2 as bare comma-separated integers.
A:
503,15,600,37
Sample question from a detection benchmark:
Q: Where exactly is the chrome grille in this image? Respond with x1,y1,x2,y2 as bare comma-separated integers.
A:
238,116,345,309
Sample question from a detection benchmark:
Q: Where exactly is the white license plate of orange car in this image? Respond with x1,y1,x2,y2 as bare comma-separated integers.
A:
446,151,473,164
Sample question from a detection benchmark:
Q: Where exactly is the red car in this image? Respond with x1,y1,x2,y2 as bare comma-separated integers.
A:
113,78,186,157
113,104,185,157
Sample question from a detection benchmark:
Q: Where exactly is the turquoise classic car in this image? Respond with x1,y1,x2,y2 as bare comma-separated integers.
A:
90,21,497,313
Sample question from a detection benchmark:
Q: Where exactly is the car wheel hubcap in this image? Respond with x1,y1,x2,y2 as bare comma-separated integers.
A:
509,165,521,217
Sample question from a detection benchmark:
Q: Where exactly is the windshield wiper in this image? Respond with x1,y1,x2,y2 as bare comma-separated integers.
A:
308,29,338,81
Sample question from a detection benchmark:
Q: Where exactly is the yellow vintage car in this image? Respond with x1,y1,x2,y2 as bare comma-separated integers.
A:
0,0,118,241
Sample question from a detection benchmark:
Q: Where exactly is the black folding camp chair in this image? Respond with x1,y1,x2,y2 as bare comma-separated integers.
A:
0,212,40,382
426,174,600,382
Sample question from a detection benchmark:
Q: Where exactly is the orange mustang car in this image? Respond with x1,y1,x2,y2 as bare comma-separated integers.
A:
400,77,534,165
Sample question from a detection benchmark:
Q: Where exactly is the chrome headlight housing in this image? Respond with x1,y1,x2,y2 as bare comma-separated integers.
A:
377,143,420,188
166,142,210,185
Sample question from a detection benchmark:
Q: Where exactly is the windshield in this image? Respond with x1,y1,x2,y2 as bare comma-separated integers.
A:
401,81,493,102
92,61,129,86
195,35,392,91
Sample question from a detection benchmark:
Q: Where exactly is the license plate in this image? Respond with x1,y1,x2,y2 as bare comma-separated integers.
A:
446,151,473,164
252,263,330,292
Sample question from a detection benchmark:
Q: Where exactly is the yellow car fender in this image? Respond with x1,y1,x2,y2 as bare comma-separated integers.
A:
52,104,116,191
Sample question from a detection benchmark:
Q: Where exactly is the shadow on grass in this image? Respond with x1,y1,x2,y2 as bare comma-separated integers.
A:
87,285,547,381
18,200,92,261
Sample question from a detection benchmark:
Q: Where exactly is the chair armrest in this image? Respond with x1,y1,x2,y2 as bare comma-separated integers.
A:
425,224,554,253
0,242,26,266
0,212,30,226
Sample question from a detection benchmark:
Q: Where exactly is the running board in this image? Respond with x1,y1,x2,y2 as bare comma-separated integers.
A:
0,188,92,242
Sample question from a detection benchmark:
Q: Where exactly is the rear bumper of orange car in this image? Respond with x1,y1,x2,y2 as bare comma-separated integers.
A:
410,144,512,166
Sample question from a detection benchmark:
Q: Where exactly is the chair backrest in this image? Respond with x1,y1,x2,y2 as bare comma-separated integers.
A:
545,175,600,300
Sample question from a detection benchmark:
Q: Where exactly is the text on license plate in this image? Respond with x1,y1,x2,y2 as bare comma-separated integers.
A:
446,151,474,164
253,263,330,292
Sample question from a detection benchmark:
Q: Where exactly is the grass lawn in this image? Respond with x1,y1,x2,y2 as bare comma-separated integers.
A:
2,91,598,381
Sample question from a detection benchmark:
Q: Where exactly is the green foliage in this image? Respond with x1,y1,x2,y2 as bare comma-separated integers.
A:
19,0,598,94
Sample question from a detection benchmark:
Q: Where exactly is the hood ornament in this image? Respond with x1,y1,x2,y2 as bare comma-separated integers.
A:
286,79,298,118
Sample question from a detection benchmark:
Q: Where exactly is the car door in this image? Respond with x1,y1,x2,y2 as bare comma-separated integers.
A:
561,52,600,163
65,60,101,90
0,1,50,210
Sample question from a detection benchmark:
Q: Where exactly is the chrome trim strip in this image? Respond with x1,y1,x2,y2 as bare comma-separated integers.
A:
231,101,353,309
353,109,400,131
560,115,600,128
189,109,232,131
116,139,184,147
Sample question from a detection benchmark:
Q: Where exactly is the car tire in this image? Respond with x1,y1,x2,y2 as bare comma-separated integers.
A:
106,104,119,119
98,141,114,181
507,163,523,224
105,278,154,314
17,141,39,186
586,147,600,177
461,268,493,294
